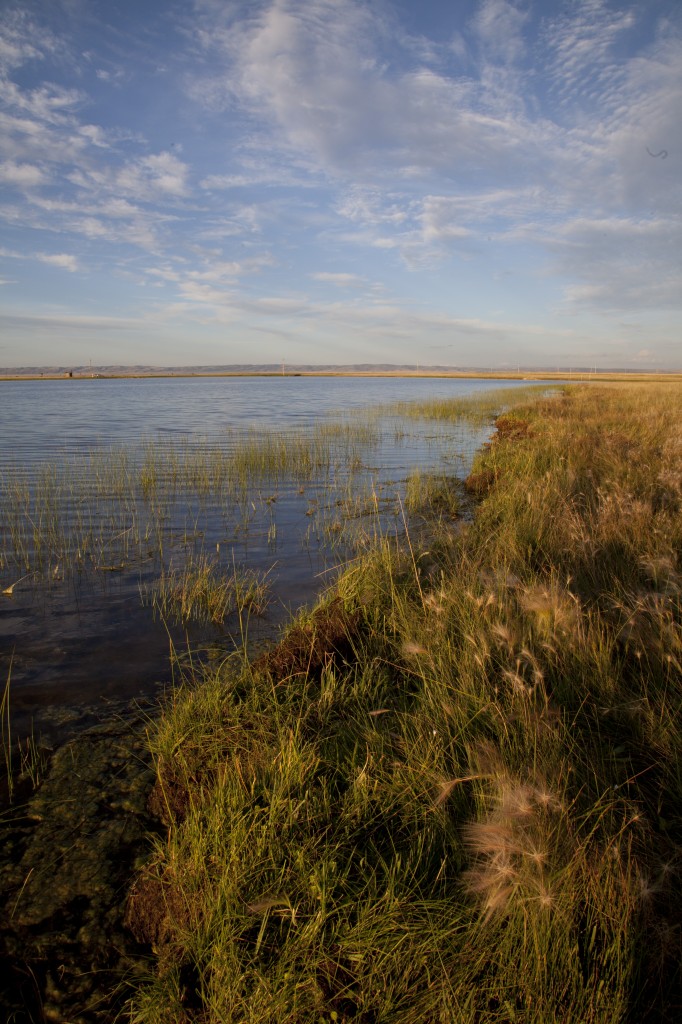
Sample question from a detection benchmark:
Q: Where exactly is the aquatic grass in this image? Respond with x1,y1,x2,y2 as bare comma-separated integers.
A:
0,421,386,590
148,555,273,626
1,662,13,804
138,422,379,501
375,383,556,425
128,382,682,1023
0,400,497,596
0,659,46,809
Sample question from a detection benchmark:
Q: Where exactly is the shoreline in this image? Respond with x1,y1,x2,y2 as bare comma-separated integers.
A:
2,369,681,383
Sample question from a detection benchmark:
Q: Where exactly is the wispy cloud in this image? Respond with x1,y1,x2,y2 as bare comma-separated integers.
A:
540,0,637,105
187,0,681,309
553,216,682,312
190,0,544,181
67,151,190,202
472,0,528,64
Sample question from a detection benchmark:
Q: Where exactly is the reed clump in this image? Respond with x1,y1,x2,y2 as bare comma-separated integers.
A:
127,383,681,1023
148,556,272,626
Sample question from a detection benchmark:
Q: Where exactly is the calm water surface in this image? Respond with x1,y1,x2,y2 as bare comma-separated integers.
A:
0,376,531,743
2,375,521,461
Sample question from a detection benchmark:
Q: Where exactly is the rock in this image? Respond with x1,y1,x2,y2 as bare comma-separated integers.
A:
0,715,157,1022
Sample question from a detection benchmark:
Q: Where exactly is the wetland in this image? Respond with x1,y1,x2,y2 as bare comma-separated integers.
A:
1,375,542,1021
0,375,531,745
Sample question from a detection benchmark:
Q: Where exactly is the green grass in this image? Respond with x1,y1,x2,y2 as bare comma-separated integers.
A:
404,469,460,518
147,555,272,626
126,383,681,1023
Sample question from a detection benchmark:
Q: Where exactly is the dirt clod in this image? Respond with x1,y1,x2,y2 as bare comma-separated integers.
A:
253,597,361,680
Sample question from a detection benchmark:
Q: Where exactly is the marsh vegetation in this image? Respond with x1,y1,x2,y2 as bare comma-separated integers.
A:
125,383,681,1023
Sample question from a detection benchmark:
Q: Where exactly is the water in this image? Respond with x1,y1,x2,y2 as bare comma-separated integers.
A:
0,375,530,743
1,375,522,463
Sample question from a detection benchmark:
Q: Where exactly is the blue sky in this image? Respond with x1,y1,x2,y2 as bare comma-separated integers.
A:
0,0,680,368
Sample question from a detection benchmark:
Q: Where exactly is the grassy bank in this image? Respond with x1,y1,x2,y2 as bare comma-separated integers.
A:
127,383,681,1022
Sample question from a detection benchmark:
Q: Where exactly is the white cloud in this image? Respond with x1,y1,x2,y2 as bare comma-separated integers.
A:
311,272,364,287
336,190,409,226
540,0,637,105
72,152,190,201
0,9,60,76
145,265,181,283
36,252,79,272
186,254,274,283
78,124,109,148
0,245,79,272
0,0,680,365
1,78,84,125
191,0,544,181
632,348,657,363
551,215,682,312
419,197,474,244
201,173,258,189
144,272,595,364
199,161,321,190
0,159,45,187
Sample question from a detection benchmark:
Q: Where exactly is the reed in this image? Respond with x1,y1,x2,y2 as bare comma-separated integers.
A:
0,662,46,808
0,420,385,582
0,388,544,589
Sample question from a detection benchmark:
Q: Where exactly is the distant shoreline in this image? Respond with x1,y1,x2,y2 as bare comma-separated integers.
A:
2,369,681,383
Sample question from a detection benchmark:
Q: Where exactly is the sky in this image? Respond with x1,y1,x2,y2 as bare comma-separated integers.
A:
0,0,680,369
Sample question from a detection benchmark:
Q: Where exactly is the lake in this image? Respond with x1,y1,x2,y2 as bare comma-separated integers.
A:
0,375,532,744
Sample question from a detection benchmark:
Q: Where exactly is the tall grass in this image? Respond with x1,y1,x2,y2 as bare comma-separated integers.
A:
127,383,681,1023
